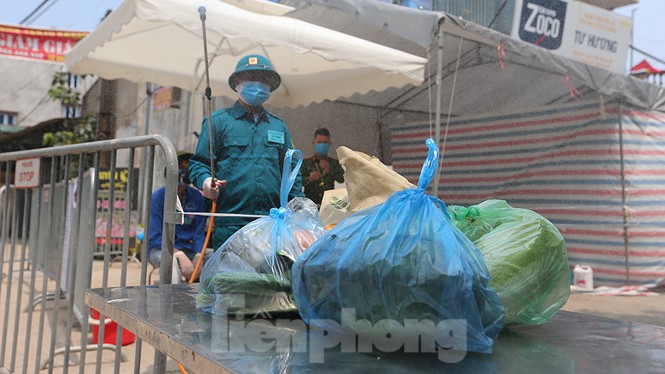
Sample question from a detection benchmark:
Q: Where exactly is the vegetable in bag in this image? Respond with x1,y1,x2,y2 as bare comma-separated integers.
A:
448,199,570,325
197,150,325,316
292,139,505,354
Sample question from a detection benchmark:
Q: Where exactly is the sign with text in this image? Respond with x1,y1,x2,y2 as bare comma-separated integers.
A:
511,0,631,73
15,157,40,188
97,168,139,208
0,23,88,62
152,86,182,111
516,0,567,50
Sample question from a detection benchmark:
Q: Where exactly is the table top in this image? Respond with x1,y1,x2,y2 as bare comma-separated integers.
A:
86,284,665,373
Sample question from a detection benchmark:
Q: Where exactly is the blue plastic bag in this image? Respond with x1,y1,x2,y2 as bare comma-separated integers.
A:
197,149,325,316
292,139,504,354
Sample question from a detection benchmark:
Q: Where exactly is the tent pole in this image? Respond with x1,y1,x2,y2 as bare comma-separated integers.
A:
433,18,445,198
137,83,153,222
618,102,631,285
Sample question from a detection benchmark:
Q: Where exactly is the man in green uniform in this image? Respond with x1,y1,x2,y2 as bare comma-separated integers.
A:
301,127,345,206
188,54,303,249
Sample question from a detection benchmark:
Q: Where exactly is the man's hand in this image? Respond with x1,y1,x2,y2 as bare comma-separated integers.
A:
318,158,330,173
175,251,194,278
202,177,227,199
308,170,321,182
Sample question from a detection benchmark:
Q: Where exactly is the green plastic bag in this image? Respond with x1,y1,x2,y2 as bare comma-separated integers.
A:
448,200,570,325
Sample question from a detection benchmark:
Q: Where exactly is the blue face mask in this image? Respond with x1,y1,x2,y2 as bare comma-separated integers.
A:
238,81,270,106
314,142,330,156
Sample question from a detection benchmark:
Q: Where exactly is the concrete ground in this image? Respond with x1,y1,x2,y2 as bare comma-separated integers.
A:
563,290,665,327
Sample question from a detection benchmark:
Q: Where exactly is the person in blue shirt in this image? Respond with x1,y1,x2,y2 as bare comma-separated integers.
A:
149,151,211,279
188,54,304,249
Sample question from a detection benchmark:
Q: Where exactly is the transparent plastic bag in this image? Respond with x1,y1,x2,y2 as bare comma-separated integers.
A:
292,139,505,354
448,199,570,325
197,150,325,316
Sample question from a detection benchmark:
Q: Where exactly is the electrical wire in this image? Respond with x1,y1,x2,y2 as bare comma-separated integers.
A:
20,0,59,25
18,93,52,124
25,1,60,26
19,0,50,24
64,0,108,29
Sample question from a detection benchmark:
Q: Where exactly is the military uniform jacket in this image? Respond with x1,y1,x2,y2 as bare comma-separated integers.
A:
301,155,344,205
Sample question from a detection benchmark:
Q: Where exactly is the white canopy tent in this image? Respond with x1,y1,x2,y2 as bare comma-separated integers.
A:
285,0,665,194
64,0,427,109
284,0,665,287
285,0,665,116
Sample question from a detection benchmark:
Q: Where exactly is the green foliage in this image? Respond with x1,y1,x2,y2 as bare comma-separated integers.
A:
42,117,96,147
47,71,81,107
43,71,96,147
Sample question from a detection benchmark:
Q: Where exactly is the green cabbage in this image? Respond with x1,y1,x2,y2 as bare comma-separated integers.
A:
448,200,570,325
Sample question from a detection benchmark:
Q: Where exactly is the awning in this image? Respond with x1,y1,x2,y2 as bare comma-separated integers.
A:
631,59,662,76
64,0,428,108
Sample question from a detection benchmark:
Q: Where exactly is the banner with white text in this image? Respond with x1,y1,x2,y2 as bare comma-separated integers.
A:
511,0,631,73
0,24,88,62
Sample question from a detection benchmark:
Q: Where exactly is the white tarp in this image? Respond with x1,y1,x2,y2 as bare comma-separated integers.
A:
64,0,427,108
285,0,665,115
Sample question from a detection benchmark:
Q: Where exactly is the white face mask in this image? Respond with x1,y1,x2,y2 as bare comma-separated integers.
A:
237,81,270,106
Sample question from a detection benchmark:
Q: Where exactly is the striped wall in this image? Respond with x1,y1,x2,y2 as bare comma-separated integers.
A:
391,100,665,286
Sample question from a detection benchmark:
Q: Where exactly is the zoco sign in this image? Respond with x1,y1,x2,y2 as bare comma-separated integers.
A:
511,0,631,74
517,0,567,50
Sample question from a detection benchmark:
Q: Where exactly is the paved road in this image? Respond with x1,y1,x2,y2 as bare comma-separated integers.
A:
562,291,665,327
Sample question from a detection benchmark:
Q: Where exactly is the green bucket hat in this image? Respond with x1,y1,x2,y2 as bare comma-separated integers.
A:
228,54,281,92
176,150,193,163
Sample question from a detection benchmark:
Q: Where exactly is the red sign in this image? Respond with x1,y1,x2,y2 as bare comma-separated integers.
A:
0,24,88,62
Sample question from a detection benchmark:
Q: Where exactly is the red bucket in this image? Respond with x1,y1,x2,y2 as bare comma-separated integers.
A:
90,308,136,346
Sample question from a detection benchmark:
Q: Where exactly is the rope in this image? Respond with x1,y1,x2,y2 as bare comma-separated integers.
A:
427,53,433,138
497,43,505,70
180,211,266,219
184,207,265,283
437,34,464,176
563,74,581,100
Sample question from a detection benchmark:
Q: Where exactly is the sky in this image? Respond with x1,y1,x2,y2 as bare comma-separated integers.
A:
0,0,663,72
614,0,665,71
0,0,124,31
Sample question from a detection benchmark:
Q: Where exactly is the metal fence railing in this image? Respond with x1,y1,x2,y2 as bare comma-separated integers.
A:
0,134,180,374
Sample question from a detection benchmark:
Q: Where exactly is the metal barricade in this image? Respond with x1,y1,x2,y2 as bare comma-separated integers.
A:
94,167,140,260
0,135,180,374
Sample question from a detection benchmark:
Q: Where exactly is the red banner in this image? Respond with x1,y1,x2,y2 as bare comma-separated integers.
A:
0,24,88,62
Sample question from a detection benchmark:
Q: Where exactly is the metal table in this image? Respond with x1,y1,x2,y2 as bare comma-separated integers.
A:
86,284,665,373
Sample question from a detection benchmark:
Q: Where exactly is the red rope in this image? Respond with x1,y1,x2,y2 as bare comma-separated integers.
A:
497,43,505,70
